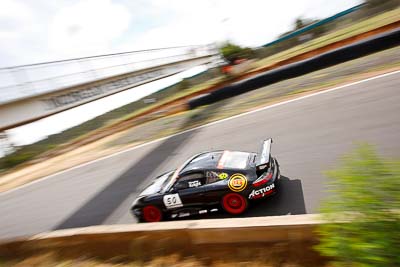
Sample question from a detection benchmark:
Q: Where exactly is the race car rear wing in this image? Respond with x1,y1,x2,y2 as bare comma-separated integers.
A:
256,138,272,172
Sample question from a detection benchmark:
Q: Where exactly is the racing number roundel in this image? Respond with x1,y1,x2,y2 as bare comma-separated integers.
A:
228,173,247,192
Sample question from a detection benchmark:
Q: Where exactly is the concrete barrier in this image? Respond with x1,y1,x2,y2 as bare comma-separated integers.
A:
0,214,322,261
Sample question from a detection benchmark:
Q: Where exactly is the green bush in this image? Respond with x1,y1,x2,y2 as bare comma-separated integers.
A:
0,150,36,169
316,144,400,266
219,42,255,64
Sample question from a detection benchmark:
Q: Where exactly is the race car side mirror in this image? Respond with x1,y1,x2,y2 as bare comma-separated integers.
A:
169,187,177,193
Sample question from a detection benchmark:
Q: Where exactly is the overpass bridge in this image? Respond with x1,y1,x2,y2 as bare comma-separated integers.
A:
0,45,219,131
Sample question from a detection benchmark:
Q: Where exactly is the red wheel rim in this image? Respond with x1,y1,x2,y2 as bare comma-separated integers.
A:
142,205,162,222
222,193,247,215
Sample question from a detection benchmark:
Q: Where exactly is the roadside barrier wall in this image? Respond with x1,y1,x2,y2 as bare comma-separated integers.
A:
0,214,321,261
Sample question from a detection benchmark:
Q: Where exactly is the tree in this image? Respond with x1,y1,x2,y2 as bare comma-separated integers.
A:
316,144,400,266
294,17,315,30
219,42,254,64
295,18,306,30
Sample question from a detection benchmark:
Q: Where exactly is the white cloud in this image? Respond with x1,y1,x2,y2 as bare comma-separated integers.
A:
122,0,362,49
0,0,38,66
0,1,61,66
0,0,362,66
0,0,33,23
49,0,131,58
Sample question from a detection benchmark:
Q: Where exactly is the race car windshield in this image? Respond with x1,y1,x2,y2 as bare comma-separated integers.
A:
160,171,177,193
161,152,221,192
180,151,223,173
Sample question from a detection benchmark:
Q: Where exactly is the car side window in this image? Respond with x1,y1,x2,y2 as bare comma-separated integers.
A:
206,171,228,184
174,172,205,190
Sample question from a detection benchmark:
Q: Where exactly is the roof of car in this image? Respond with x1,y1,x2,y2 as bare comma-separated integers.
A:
179,150,254,174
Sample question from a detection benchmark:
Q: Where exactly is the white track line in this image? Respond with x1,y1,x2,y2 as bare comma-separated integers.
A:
2,69,400,196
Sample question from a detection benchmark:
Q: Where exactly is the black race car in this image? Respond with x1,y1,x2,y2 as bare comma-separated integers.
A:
131,138,280,222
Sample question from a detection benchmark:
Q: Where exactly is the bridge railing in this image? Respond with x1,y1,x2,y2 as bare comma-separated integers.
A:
0,44,218,105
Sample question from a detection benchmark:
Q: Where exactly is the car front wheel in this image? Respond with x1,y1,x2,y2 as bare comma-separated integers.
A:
142,205,163,222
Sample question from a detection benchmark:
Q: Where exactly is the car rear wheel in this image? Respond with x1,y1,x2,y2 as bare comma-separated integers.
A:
222,193,248,215
142,205,163,222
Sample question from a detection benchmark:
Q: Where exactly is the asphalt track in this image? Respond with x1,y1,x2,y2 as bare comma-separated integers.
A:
0,71,399,240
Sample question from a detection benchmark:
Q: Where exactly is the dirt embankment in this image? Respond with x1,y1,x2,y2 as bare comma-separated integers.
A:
0,241,326,267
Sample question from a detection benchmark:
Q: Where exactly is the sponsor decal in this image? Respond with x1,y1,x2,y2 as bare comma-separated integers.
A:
228,173,248,192
188,180,201,188
248,183,275,199
218,172,228,179
199,210,208,214
210,208,218,212
163,193,183,209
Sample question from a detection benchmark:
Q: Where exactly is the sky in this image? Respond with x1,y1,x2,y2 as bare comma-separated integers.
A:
0,0,362,149
0,0,362,67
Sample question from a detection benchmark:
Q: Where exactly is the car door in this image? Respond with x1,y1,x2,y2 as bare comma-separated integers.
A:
200,170,232,204
166,171,206,210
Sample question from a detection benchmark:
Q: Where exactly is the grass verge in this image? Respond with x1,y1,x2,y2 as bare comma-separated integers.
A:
254,8,400,69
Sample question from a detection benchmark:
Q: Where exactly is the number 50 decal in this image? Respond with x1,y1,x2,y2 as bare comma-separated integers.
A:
163,193,183,209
